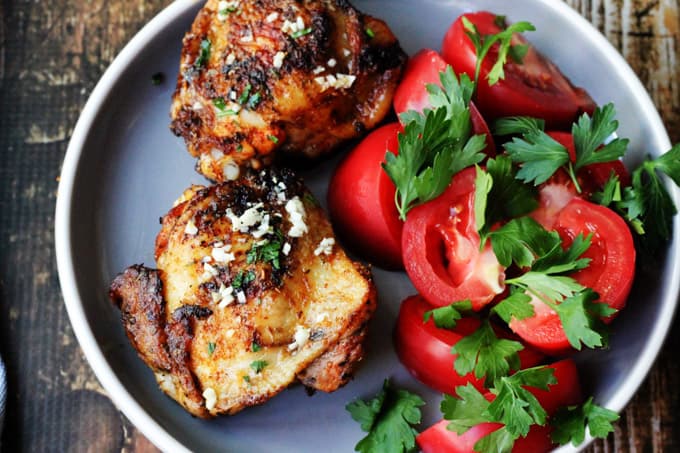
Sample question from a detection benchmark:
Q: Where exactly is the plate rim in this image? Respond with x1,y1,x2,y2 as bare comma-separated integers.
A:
54,0,680,452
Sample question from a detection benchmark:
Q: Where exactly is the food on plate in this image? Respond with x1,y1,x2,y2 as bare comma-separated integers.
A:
328,122,404,270
170,0,407,182
109,168,376,417
441,11,596,129
345,9,680,453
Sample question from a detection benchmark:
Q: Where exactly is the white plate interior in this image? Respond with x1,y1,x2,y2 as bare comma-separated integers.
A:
56,0,680,451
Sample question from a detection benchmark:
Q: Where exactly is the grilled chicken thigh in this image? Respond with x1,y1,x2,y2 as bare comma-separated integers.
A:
109,168,377,417
170,0,406,182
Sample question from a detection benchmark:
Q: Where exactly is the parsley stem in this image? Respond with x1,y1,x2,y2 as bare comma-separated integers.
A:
567,162,582,194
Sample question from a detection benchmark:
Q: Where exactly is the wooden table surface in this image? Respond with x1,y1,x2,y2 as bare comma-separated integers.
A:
0,0,678,451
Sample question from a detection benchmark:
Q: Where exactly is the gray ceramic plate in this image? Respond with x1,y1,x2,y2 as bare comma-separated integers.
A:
55,0,680,451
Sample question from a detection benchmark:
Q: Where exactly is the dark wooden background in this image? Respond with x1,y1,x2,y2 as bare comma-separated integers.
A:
0,0,678,451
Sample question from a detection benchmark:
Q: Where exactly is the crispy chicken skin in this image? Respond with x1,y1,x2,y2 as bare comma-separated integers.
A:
109,168,376,417
170,0,406,182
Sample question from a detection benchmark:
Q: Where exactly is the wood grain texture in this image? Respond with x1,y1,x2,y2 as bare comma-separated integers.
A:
0,0,678,452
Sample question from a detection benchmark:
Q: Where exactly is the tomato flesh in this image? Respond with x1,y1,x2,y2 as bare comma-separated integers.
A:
402,168,505,310
442,11,596,129
328,123,404,269
511,198,636,354
395,295,544,395
417,360,581,453
392,48,496,155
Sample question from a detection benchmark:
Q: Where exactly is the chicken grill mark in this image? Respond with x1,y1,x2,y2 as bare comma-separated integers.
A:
170,0,406,182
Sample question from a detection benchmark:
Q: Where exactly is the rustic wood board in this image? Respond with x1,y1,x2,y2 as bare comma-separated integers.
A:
0,0,677,451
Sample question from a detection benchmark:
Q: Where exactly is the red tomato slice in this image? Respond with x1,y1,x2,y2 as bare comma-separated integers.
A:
402,168,505,310
392,49,496,155
417,359,581,453
511,198,636,354
328,123,404,269
442,11,596,129
395,295,544,395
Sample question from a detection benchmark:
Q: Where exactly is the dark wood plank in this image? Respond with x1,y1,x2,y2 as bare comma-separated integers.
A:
0,0,678,451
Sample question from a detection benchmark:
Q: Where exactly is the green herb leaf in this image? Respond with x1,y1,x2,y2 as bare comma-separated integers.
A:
473,427,517,453
551,397,619,446
423,300,473,329
486,367,555,437
474,166,494,232
553,289,614,350
462,16,535,86
572,104,628,171
654,143,680,186
208,342,216,356
492,291,534,324
488,217,559,268
251,342,261,352
347,380,425,453
238,83,252,104
440,384,490,434
504,131,571,185
365,27,375,38
247,232,284,269
492,116,545,136
247,91,262,109
290,27,313,39
267,134,279,143
452,320,524,387
194,39,212,69
249,360,268,374
383,67,485,219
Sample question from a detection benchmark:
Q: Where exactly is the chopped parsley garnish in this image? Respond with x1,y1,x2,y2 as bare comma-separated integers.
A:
151,72,163,85
219,5,238,15
208,342,216,356
212,97,238,117
365,27,375,39
251,341,261,352
238,83,252,104
249,360,268,374
232,269,255,290
382,66,486,219
290,27,313,39
267,134,279,144
194,39,212,69
247,91,262,109
346,379,424,453
242,375,251,383
462,15,535,87
247,233,284,269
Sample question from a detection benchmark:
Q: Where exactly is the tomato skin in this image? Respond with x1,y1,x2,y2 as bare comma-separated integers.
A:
392,49,496,155
442,12,596,129
511,198,636,354
328,123,404,269
394,295,544,395
417,360,581,453
402,168,505,310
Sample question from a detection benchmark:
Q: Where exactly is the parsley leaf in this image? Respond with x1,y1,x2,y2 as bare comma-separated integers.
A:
473,427,516,453
347,380,424,453
383,67,486,219
249,360,268,374
462,16,536,86
423,300,473,329
504,131,570,185
492,116,545,136
551,397,619,446
571,104,629,171
492,291,534,324
452,320,523,387
554,289,614,350
441,384,490,434
247,232,284,269
194,39,211,69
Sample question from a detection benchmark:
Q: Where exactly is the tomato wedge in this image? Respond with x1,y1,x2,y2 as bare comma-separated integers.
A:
441,11,596,129
402,167,505,310
510,198,636,354
395,295,544,395
392,48,496,155
328,123,404,269
417,359,582,453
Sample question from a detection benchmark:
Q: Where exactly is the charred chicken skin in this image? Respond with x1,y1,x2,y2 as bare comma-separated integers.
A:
109,168,377,417
170,0,406,182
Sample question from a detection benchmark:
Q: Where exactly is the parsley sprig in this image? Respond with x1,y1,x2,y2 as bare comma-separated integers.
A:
462,15,535,87
346,380,424,453
503,104,628,192
550,397,620,446
383,67,487,219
